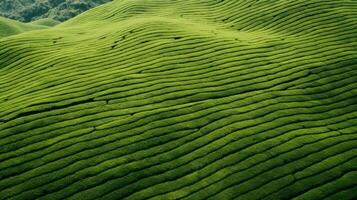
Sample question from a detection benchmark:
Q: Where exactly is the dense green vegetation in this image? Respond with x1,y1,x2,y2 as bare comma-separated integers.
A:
0,0,111,22
0,16,49,38
31,18,61,27
0,0,356,199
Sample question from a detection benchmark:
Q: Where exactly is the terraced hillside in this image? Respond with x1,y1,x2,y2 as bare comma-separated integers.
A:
0,0,357,199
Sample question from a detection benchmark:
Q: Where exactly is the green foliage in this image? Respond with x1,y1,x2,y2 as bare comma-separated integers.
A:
0,0,356,200
30,18,61,27
0,0,112,22
0,16,47,38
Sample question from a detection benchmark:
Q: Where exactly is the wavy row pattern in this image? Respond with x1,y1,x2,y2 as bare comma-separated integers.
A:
0,0,357,199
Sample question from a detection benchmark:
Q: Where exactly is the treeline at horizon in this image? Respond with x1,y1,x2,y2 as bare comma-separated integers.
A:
0,0,111,22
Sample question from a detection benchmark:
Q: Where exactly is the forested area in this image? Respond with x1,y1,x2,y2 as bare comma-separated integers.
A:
0,0,111,22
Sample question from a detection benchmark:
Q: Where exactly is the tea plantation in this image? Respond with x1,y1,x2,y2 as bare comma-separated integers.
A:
0,0,356,199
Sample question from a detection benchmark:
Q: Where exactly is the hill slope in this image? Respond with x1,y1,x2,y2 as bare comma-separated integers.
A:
0,0,357,199
0,0,112,22
30,18,61,27
0,16,49,38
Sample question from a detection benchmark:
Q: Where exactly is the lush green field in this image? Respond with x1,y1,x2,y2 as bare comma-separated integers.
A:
30,18,61,27
0,0,357,199
0,16,50,38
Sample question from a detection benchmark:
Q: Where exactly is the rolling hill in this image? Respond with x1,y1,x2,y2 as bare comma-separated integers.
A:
30,18,61,27
0,0,357,199
0,16,50,38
